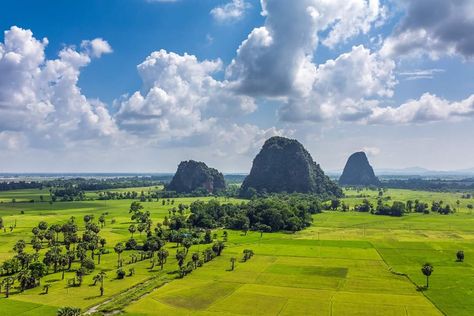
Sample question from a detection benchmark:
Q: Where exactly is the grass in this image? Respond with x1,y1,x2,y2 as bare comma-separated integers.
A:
0,188,474,315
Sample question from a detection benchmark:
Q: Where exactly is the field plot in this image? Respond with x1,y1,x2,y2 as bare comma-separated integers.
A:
0,188,473,315
125,230,441,316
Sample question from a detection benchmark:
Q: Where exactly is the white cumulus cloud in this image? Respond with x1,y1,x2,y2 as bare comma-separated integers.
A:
0,26,117,148
210,0,251,23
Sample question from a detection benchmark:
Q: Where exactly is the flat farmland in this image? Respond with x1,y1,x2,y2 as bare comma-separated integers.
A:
0,188,473,315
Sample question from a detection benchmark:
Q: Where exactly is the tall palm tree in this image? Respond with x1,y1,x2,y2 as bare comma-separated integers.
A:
176,250,186,269
17,269,33,292
2,277,14,298
93,271,106,296
421,263,434,288
114,243,124,268
157,249,169,270
192,253,200,269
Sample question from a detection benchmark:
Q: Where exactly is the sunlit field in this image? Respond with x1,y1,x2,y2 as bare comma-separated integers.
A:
0,188,473,315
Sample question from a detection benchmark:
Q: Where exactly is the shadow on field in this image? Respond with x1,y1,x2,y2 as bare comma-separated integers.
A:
46,279,60,283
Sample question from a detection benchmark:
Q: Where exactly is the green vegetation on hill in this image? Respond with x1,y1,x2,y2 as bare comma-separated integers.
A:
339,152,380,186
241,136,342,198
167,160,226,194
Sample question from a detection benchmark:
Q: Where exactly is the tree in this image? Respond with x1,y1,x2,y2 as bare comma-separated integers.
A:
13,239,26,254
29,262,47,286
457,250,465,262
204,230,212,243
243,249,254,262
93,271,106,296
114,242,124,268
176,250,186,268
57,307,81,316
330,199,341,210
32,240,42,253
2,277,14,298
98,215,106,228
421,263,433,288
230,257,236,271
38,221,48,231
59,255,68,280
82,258,95,273
116,268,126,279
76,268,86,286
182,239,192,254
258,224,271,237
17,269,34,291
212,241,225,256
128,224,136,238
191,252,200,269
157,249,169,270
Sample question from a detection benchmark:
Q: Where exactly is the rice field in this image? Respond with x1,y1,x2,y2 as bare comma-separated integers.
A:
0,188,473,315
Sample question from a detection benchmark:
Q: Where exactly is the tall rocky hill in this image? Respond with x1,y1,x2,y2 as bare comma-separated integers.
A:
240,136,342,197
339,152,380,186
168,160,225,194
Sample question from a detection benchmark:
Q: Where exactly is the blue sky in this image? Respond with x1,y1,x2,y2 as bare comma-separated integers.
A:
0,0,473,173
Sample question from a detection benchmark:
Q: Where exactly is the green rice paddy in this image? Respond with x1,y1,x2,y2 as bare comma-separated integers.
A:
0,188,473,315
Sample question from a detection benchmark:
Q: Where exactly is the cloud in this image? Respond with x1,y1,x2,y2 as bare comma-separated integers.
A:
213,123,288,157
362,146,380,156
381,0,474,59
398,68,444,81
0,26,117,148
210,0,251,23
367,93,474,124
226,0,386,97
115,49,256,143
278,45,396,123
81,38,113,58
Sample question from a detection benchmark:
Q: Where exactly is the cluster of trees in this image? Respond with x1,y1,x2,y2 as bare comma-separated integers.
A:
0,200,234,300
0,214,108,297
0,176,165,193
117,202,229,280
187,195,322,232
328,198,456,217
0,181,42,191
382,178,474,191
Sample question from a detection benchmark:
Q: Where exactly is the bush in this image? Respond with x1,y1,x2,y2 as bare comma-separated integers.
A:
82,258,95,272
116,268,126,279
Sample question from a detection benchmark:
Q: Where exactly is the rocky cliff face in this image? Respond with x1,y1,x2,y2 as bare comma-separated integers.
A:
240,136,342,197
339,152,380,186
168,160,226,194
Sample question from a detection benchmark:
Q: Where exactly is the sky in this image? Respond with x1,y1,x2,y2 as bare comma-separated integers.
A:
0,0,473,173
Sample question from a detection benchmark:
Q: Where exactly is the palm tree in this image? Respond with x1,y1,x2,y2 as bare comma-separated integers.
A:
191,253,200,269
2,277,14,298
421,263,433,288
114,242,124,268
230,257,236,271
157,249,169,270
183,239,192,254
57,306,81,316
128,224,136,238
176,250,186,269
17,269,34,292
93,271,106,296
